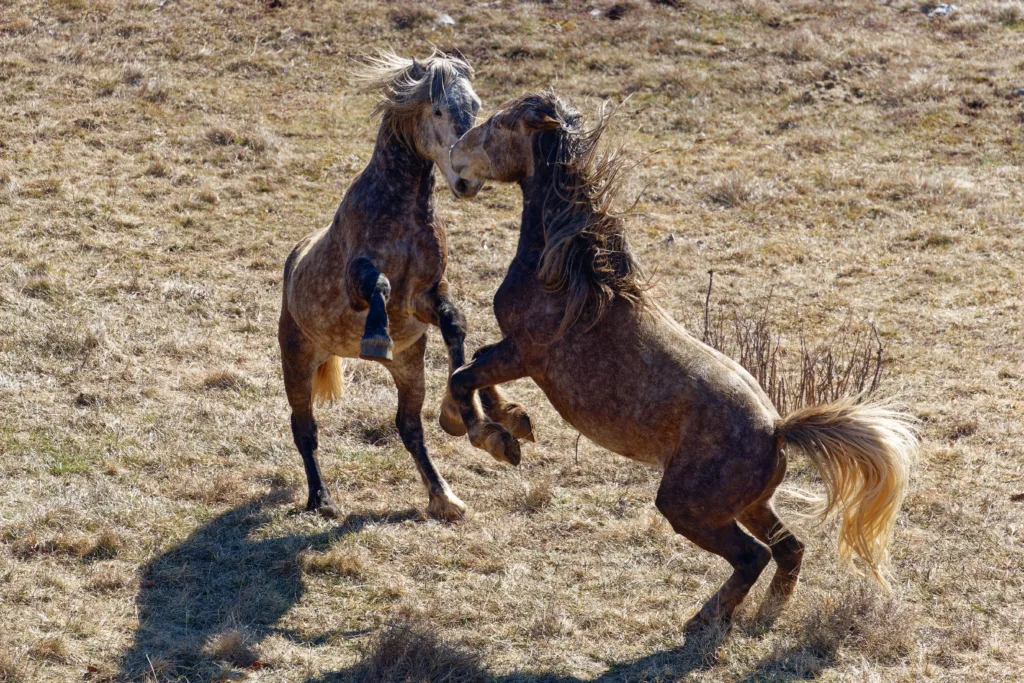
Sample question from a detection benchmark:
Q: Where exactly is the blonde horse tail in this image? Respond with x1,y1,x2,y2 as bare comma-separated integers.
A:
311,356,345,406
776,397,917,588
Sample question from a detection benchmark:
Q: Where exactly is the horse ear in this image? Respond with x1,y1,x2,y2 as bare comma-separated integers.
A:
522,109,561,131
409,57,426,78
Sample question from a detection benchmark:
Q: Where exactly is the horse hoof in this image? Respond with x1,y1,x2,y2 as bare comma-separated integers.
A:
485,427,521,466
427,491,467,522
438,392,468,437
359,333,394,362
306,499,341,520
685,611,730,636
506,405,535,443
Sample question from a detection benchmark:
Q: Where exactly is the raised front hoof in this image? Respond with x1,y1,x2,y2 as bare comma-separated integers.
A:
471,422,521,466
359,333,394,362
503,403,536,443
438,392,468,437
427,491,468,522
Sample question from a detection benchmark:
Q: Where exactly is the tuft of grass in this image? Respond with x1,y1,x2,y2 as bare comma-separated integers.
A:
85,531,120,561
0,648,25,682
346,620,488,683
205,630,259,668
145,157,170,178
514,478,554,514
705,171,772,208
30,636,68,664
202,369,248,391
22,277,65,302
300,546,367,579
48,452,90,476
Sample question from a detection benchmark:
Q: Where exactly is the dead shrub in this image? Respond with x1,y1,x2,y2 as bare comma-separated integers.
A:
346,620,488,683
798,583,914,664
700,273,885,414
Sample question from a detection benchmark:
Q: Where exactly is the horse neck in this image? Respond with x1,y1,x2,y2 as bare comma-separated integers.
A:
342,122,436,224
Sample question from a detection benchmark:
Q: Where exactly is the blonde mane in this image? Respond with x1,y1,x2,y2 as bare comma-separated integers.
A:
349,49,474,148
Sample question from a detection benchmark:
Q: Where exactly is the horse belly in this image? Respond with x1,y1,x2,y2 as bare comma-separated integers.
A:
532,370,679,468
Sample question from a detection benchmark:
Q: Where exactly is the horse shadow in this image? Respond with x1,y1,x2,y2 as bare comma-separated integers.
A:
118,492,418,681
303,624,730,683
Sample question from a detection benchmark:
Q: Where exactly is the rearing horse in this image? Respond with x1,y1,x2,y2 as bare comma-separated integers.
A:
278,52,533,522
448,91,917,627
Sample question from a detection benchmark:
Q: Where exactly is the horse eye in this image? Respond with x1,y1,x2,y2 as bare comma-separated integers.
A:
433,109,443,119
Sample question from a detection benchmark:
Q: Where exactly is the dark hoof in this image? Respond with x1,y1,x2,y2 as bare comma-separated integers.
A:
306,492,341,519
359,333,394,362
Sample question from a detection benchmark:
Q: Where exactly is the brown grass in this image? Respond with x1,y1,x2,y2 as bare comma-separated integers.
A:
1,0,1022,681
343,620,488,683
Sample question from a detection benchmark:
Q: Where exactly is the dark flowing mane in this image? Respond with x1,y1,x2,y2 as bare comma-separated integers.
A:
349,49,473,149
498,92,645,337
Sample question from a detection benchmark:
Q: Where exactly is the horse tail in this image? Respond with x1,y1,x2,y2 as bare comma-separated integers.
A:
311,356,345,406
776,397,917,588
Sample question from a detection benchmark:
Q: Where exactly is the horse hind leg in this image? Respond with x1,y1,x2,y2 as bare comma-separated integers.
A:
388,333,466,521
349,257,394,362
655,465,771,629
280,306,340,518
738,501,805,621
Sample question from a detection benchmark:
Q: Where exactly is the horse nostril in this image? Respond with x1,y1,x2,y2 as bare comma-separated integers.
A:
455,179,468,195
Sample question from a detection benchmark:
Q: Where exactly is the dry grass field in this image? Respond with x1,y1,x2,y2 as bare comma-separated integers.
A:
2,0,1023,680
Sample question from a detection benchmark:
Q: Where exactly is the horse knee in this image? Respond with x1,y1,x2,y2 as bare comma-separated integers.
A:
449,366,473,403
471,343,497,361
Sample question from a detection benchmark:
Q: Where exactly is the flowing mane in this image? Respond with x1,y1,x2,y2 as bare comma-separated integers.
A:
349,49,474,149
498,92,645,337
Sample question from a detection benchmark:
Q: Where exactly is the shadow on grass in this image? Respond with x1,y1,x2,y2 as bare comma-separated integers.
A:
303,618,730,683
118,493,419,681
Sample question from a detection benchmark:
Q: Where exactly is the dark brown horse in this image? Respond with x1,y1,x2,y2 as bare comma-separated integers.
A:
448,91,917,627
278,52,533,522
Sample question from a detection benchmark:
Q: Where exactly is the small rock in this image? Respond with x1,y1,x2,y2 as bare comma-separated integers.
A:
922,4,958,17
435,13,456,26
1013,88,1024,97
589,8,603,16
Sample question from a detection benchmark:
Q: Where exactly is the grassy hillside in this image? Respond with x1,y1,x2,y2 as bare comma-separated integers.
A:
1,0,1022,680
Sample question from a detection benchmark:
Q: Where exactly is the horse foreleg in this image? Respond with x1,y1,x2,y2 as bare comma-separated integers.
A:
430,280,470,437
348,256,393,362
448,339,528,466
